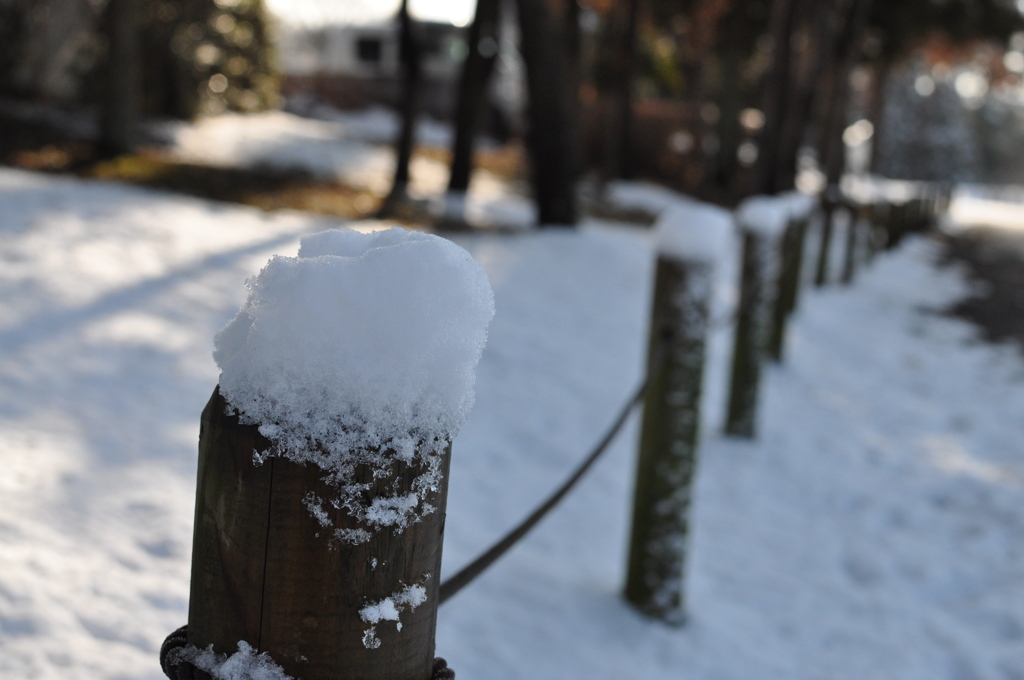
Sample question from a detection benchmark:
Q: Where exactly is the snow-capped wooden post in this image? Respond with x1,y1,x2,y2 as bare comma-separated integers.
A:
840,201,867,285
865,201,887,262
939,183,953,215
814,187,842,286
186,228,494,680
767,194,813,362
189,391,454,680
885,200,909,250
625,203,730,625
725,197,787,437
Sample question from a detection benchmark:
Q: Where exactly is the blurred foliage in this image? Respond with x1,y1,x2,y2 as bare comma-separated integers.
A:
0,0,278,118
972,91,1024,184
589,0,771,101
874,68,981,181
136,0,279,118
0,1,29,90
636,33,684,98
869,0,1024,62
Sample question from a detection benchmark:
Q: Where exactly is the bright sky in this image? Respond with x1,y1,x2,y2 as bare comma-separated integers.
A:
265,0,476,28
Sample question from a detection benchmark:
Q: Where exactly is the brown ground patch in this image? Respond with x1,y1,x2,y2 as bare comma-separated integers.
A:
0,108,525,225
941,227,1024,355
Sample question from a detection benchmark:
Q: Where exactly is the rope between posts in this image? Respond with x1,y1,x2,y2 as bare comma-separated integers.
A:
439,338,669,605
159,350,662,678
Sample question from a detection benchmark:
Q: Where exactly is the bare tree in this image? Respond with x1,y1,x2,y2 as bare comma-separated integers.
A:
772,0,838,193
819,0,874,187
752,0,800,195
516,0,578,225
606,0,641,181
444,0,502,220
98,0,141,157
378,0,423,219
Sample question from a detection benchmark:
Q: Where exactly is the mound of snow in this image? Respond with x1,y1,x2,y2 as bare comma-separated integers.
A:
214,227,494,537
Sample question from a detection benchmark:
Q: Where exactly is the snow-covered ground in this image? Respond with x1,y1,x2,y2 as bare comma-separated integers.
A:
159,108,534,228
3,158,1024,680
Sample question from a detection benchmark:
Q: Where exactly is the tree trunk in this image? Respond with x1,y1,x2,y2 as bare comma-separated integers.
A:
753,0,800,195
820,0,874,187
866,61,891,175
378,0,422,219
775,0,853,193
712,27,743,200
564,0,583,179
607,0,641,181
675,0,704,193
98,0,141,158
447,0,502,197
515,0,578,225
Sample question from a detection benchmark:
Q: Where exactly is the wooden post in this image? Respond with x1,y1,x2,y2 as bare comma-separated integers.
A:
188,388,449,680
725,228,774,438
885,201,907,250
840,203,863,285
814,196,836,286
907,198,921,236
767,216,807,362
625,254,714,625
865,202,887,261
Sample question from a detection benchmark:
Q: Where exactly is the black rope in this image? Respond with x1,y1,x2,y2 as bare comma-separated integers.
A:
160,626,212,680
438,355,658,605
161,346,671,675
159,626,454,679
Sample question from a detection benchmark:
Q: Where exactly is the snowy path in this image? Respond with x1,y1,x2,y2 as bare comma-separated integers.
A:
2,168,1024,679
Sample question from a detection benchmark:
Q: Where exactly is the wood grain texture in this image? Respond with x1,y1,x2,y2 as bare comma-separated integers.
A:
768,217,807,362
815,199,837,286
188,387,274,655
725,230,770,438
625,256,711,624
188,387,449,680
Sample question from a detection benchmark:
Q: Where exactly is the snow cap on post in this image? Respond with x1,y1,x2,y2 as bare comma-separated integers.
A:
736,195,796,239
779,191,816,220
654,201,733,265
214,226,495,469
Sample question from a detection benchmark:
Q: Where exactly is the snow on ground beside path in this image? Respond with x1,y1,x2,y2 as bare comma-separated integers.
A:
440,235,1024,680
162,110,426,196
160,110,534,228
2,168,1024,680
946,194,1024,232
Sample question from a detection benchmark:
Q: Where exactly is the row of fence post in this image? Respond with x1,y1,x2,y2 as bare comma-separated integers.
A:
178,182,952,677
624,182,950,624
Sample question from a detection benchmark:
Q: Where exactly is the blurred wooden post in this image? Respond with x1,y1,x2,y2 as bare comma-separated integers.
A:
814,193,837,286
939,184,953,215
930,186,943,222
188,388,449,680
885,201,907,250
840,202,865,285
98,0,141,156
625,252,714,625
906,197,922,234
767,216,807,362
725,227,773,438
865,202,887,261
